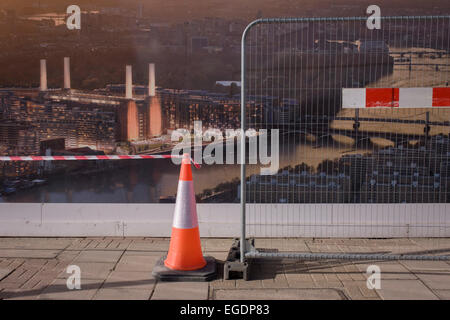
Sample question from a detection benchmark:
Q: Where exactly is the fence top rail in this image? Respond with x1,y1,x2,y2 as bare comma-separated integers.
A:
247,15,450,25
242,15,450,39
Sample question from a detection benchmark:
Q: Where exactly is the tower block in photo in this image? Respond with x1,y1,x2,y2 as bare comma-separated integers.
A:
152,154,216,281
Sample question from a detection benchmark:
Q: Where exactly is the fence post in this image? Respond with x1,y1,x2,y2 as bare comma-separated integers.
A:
240,22,247,264
240,19,264,263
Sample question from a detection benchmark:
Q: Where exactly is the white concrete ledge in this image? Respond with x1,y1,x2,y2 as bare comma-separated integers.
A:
0,203,449,238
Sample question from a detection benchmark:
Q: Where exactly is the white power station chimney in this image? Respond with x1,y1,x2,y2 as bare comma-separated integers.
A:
64,57,71,90
40,59,47,91
149,63,155,97
126,65,133,99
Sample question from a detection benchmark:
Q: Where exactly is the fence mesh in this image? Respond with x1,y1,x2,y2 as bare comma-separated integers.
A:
241,16,450,244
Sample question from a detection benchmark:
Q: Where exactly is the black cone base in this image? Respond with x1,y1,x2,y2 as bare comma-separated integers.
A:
152,256,217,282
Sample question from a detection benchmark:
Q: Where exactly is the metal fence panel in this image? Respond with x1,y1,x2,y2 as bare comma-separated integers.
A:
240,16,450,260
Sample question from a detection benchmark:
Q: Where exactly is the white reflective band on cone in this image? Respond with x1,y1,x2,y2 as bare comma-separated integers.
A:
172,180,198,229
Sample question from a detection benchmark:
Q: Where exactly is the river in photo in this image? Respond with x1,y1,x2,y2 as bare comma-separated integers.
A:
0,140,368,203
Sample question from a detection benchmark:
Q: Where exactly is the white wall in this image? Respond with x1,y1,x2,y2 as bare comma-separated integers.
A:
0,203,449,238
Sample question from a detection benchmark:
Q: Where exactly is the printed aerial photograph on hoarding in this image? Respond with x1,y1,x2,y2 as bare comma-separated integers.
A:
0,0,449,205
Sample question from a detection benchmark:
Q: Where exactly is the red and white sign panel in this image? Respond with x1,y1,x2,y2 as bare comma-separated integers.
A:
342,87,450,108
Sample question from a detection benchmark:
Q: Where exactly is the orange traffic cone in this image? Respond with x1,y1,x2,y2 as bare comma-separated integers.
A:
152,153,216,281
164,153,206,270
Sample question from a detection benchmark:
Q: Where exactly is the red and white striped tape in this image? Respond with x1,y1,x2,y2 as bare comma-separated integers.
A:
0,155,177,161
0,154,201,168
342,87,450,108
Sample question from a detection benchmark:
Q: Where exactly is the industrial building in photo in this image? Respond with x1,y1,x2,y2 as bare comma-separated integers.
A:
0,58,246,160
0,59,163,154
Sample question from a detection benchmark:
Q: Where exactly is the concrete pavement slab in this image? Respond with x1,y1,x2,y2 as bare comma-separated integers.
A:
38,278,104,300
355,262,418,280
411,238,450,248
0,238,75,250
0,288,42,300
204,251,228,261
435,290,450,300
202,239,233,252
353,281,380,299
314,281,344,288
341,281,381,300
65,239,95,250
147,239,170,251
0,268,13,281
261,274,289,289
210,279,236,290
94,287,151,300
127,240,158,251
333,266,356,282
106,239,132,250
115,254,160,272
21,259,48,268
86,239,114,250
415,273,450,290
0,266,41,289
322,270,342,282
377,279,439,300
255,239,310,252
102,271,155,291
56,262,115,280
284,272,317,288
325,264,366,281
20,271,61,290
73,250,123,264
56,250,80,262
400,260,450,271
120,250,162,256
0,249,60,259
235,279,263,289
213,288,346,300
151,281,209,300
